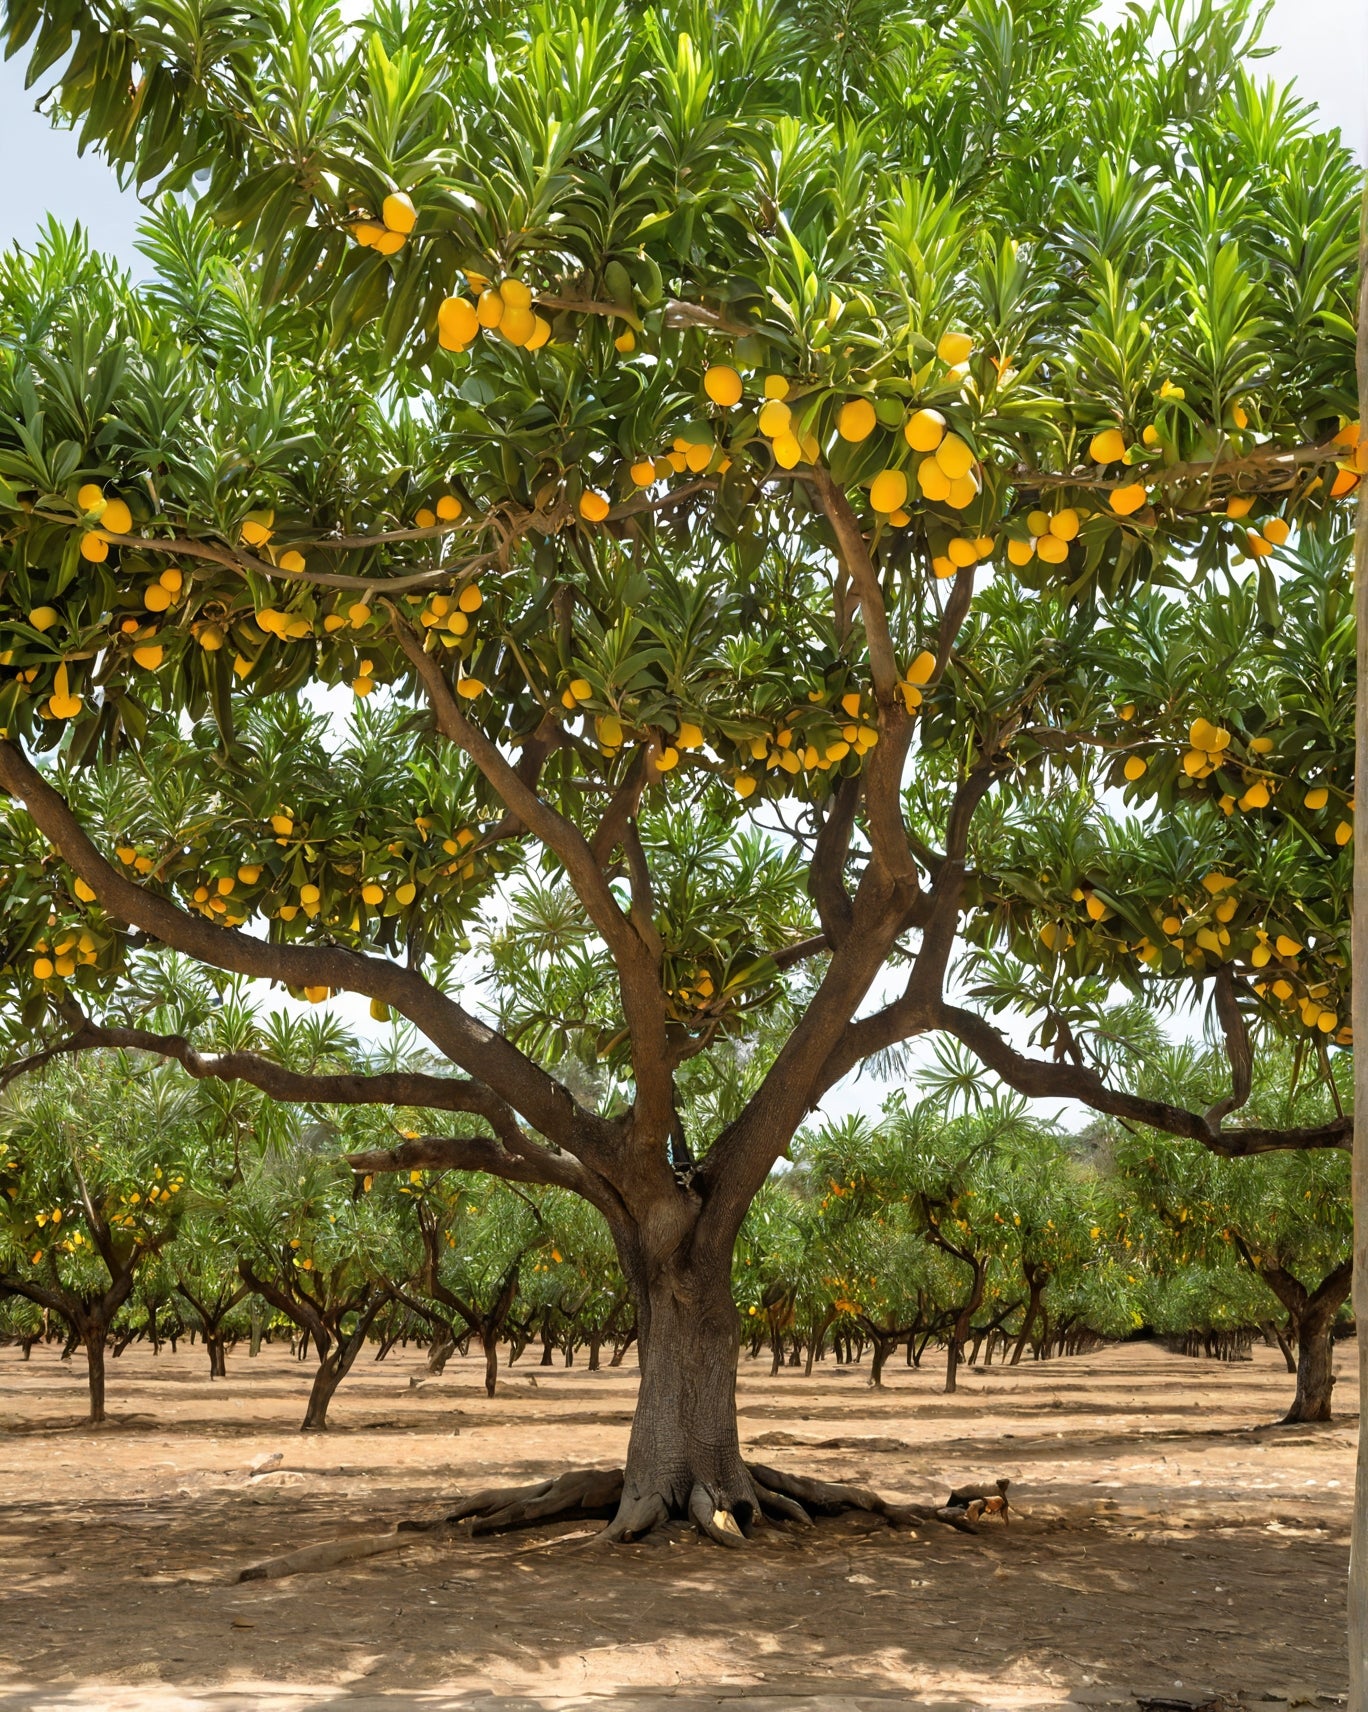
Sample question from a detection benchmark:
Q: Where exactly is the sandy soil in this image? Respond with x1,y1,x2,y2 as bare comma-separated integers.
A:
0,1336,1356,1712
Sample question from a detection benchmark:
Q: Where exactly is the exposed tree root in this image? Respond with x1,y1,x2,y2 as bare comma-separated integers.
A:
233,1466,1013,1579
437,1464,1010,1545
445,1466,625,1535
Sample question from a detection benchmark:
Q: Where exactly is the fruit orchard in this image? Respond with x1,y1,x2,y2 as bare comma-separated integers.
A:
0,0,1361,1563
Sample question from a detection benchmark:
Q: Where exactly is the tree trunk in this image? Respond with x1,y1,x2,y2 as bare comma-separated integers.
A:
205,1333,228,1379
611,1242,754,1536
84,1324,107,1425
302,1352,346,1431
1285,1314,1339,1424
480,1328,499,1399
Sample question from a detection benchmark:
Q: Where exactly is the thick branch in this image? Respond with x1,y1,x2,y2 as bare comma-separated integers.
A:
394,624,674,1146
0,740,606,1161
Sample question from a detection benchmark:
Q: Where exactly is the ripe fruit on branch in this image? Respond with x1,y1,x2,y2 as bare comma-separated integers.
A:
704,366,743,407
837,398,876,442
579,490,611,522
869,469,908,513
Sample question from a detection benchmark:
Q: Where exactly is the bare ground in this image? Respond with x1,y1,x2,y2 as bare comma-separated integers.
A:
0,1337,1356,1712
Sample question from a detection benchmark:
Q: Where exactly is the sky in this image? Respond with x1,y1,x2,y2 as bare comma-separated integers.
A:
0,1,1361,1125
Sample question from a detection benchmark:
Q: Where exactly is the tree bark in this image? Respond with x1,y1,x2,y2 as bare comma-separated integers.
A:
84,1323,107,1425
1286,1314,1338,1424
609,1234,756,1539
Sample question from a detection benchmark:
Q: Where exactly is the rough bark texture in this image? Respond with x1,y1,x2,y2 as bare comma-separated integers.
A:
1287,1319,1338,1425
83,1325,107,1425
608,1237,758,1543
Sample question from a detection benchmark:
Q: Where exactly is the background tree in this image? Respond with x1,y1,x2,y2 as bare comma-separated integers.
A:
0,1056,192,1420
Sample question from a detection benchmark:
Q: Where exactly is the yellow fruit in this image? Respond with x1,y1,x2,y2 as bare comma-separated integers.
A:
933,433,974,480
270,813,294,836
931,555,955,579
888,509,910,527
80,532,109,563
1089,428,1126,464
1225,495,1254,518
837,398,877,442
1048,508,1080,541
1275,935,1302,958
1085,895,1108,921
771,431,802,469
100,498,132,535
28,607,58,631
758,399,792,438
525,316,552,350
458,583,482,613
237,865,261,884
33,958,54,980
77,483,106,513
303,986,330,1004
569,677,593,702
1249,736,1274,754
614,329,636,353
685,441,713,473
457,677,485,699
1123,756,1147,781
579,490,611,522
704,365,743,407
1239,782,1270,810
1262,516,1290,545
904,408,946,452
1036,533,1069,565
906,650,937,686
763,375,790,400
918,458,951,502
500,303,536,346
476,289,505,329
73,877,97,902
132,644,164,670
631,459,657,486
241,514,274,547
381,191,417,234
656,746,679,771
869,469,908,514
1304,786,1329,810
1110,482,1147,516
1141,424,1160,447
1189,718,1228,752
840,691,862,717
299,883,321,904
49,663,82,719
438,296,479,346
436,495,463,521
499,277,532,310
597,714,624,748
937,330,973,365
361,882,385,905
353,220,384,247
733,775,758,798
946,474,979,509
677,721,704,749
278,550,306,573
1006,538,1034,566
947,536,977,568
1335,821,1352,845
370,999,390,1022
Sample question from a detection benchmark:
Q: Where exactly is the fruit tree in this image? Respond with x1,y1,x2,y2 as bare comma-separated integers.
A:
0,0,1361,1541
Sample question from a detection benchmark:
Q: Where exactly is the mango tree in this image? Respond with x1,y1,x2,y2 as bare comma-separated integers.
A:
0,1055,192,1420
0,0,1360,1544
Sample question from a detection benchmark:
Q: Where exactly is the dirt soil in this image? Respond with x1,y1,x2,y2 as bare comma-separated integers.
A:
0,1337,1356,1712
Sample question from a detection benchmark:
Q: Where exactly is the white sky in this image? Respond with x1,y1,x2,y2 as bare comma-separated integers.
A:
0,2,1358,1129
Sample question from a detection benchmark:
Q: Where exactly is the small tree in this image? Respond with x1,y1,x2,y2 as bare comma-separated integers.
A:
0,1057,191,1420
